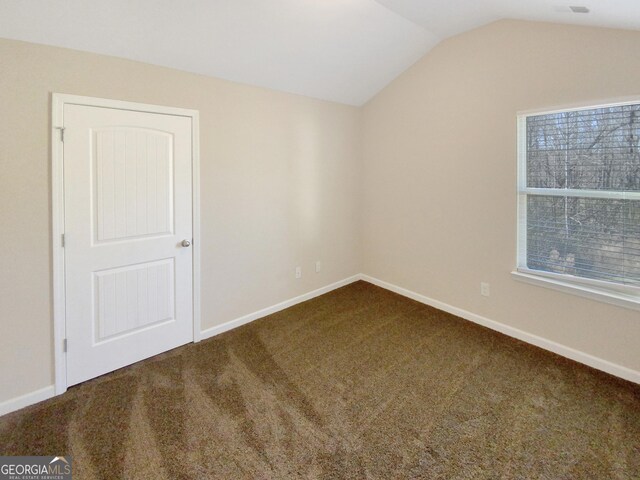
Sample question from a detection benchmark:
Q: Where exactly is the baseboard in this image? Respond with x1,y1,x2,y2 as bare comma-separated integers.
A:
0,385,55,417
3,272,635,418
360,274,640,385
200,275,361,341
0,275,360,418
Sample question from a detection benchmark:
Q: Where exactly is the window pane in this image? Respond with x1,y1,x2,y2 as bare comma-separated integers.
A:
526,105,640,191
526,196,640,286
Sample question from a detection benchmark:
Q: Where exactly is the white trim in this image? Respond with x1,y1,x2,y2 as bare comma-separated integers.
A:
360,274,640,384
517,95,640,117
0,386,55,417
51,94,200,118
521,188,640,201
5,272,638,417
512,270,640,312
516,265,640,297
51,94,67,395
3,276,358,417
516,97,640,312
516,115,527,269
191,112,202,342
51,93,201,394
200,275,361,340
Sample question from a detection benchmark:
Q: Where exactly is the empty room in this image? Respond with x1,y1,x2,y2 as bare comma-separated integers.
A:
1,1,639,478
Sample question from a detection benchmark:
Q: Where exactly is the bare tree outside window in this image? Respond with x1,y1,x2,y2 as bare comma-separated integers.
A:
521,103,640,288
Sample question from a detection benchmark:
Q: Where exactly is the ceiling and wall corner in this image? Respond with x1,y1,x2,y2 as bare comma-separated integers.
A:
361,19,640,377
0,0,436,106
1,1,640,106
375,0,640,39
0,36,363,405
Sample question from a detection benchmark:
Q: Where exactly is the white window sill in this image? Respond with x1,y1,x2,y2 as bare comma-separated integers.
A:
511,270,640,312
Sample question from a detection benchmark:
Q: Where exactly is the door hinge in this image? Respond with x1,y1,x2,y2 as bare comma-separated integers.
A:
55,126,65,142
63,338,68,353
61,233,65,247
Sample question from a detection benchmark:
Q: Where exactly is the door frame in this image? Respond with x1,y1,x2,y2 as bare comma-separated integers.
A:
51,93,201,395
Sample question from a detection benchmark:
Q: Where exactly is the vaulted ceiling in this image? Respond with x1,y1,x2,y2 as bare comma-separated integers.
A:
1,1,639,105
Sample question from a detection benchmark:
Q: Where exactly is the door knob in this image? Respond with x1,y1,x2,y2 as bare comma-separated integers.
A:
181,239,191,247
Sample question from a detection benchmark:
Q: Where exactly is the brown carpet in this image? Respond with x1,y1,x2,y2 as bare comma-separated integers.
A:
1,281,639,479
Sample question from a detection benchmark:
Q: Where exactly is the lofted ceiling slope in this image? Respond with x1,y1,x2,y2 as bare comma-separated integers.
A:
0,1,639,106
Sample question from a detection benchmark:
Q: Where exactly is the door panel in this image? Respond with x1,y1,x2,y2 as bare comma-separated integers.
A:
93,128,174,242
64,104,193,386
94,258,175,341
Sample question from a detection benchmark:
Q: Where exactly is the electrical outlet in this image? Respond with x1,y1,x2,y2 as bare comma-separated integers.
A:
315,261,322,273
480,282,490,297
295,266,302,279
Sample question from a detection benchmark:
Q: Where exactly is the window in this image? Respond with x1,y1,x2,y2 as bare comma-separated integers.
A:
515,101,640,309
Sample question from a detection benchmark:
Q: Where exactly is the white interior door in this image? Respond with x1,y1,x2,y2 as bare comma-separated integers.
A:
64,104,194,386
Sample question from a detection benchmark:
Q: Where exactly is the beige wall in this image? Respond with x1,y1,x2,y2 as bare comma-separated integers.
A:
3,19,640,406
0,38,362,403
362,20,640,373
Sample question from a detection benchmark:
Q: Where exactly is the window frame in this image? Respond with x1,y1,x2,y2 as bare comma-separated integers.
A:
514,98,640,311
